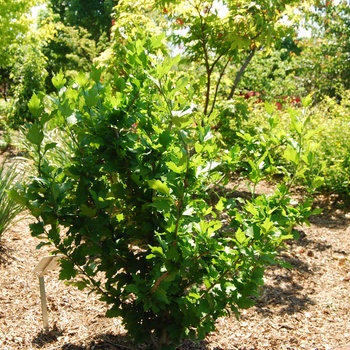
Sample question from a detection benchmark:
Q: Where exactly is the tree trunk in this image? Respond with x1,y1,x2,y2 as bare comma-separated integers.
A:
227,48,256,100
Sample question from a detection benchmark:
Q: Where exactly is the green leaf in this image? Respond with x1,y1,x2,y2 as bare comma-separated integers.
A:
52,70,67,89
36,241,52,249
58,100,73,117
114,77,126,92
147,179,170,195
154,288,169,304
71,280,88,290
261,217,274,233
90,66,103,83
155,55,180,79
59,259,77,280
168,76,189,97
8,188,27,207
26,122,44,146
283,145,299,165
166,161,186,174
245,201,259,217
264,102,275,114
150,33,166,49
290,115,303,135
167,246,180,261
125,284,139,294
80,204,97,217
75,71,89,87
29,221,45,237
304,129,319,141
215,199,225,212
28,93,44,118
44,142,57,153
146,253,157,260
235,228,246,244
158,130,172,147
302,94,313,107
236,295,256,309
195,143,204,153
312,207,323,215
148,199,172,212
188,292,201,300
106,308,121,318
149,245,165,257
83,87,99,107
171,108,193,128
312,176,324,189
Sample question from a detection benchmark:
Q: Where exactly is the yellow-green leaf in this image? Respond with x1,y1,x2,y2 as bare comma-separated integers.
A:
147,179,170,195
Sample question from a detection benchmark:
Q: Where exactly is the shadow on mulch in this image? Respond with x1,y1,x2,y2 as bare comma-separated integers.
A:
32,325,64,348
32,326,135,350
255,261,316,316
32,330,209,350
282,229,332,272
310,192,350,229
291,229,333,253
61,334,135,350
0,242,13,266
256,279,316,317
252,230,328,317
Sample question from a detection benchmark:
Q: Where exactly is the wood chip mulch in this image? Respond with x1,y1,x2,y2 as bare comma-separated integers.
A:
1,192,350,349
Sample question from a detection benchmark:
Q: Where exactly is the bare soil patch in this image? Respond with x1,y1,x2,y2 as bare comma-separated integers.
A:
1,162,350,349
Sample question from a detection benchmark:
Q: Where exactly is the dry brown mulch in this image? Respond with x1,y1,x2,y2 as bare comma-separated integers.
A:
1,193,350,350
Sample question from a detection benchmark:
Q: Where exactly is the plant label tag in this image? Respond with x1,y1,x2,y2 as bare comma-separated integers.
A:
33,255,64,329
33,255,63,277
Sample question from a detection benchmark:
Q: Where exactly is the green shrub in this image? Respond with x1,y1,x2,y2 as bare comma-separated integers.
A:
12,40,321,349
221,99,324,194
309,92,350,194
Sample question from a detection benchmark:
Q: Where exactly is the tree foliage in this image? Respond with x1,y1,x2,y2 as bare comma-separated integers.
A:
7,33,48,128
40,19,99,91
47,0,117,41
0,0,38,68
295,0,350,101
105,0,301,129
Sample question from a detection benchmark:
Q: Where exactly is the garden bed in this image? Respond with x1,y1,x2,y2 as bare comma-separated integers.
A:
1,189,350,349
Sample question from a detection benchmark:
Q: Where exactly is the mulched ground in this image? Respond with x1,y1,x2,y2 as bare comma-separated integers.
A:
1,182,350,349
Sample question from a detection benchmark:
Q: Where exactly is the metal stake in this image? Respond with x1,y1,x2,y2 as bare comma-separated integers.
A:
39,276,49,329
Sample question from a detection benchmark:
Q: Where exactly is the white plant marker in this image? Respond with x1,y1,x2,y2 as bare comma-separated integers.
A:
33,255,64,329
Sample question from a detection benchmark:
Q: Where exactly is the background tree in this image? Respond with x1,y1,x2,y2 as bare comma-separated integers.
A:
47,0,117,42
0,0,39,100
108,0,301,125
39,16,99,92
295,0,350,102
0,0,38,68
37,1,116,92
238,36,304,103
163,0,299,110
7,32,48,128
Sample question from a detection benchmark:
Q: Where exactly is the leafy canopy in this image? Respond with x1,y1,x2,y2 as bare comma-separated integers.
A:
0,0,39,68
47,0,117,41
